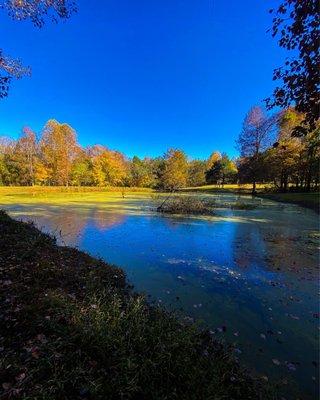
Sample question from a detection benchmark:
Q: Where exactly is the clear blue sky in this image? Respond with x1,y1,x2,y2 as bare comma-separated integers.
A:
0,0,284,159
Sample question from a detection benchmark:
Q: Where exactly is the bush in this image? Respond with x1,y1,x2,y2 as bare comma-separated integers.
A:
231,201,258,210
156,195,215,215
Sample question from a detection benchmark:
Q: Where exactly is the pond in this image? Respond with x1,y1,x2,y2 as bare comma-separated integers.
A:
1,191,319,399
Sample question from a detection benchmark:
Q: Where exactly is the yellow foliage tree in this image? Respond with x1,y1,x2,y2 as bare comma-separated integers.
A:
40,120,79,186
92,148,128,186
162,148,188,190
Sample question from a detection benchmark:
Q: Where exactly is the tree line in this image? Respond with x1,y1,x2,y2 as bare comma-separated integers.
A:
237,107,319,193
0,119,237,189
0,107,318,192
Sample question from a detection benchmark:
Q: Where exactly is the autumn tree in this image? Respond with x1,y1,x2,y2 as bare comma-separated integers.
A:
161,149,188,190
265,108,305,190
34,159,49,185
92,147,128,187
206,153,237,186
40,119,79,186
264,138,302,191
14,127,38,185
206,151,221,171
266,0,320,131
252,107,320,192
187,160,207,187
237,106,277,193
277,108,319,191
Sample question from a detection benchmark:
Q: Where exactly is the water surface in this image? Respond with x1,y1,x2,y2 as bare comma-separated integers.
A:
1,192,319,399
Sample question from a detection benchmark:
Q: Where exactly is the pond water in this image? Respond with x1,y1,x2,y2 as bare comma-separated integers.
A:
1,192,319,399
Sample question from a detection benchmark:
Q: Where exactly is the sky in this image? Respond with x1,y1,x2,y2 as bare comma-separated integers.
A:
0,0,285,159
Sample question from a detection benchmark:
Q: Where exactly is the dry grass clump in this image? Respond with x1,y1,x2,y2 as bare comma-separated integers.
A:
231,201,258,210
156,195,215,215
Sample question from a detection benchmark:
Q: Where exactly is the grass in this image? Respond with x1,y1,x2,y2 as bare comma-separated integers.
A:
258,192,319,213
0,211,275,400
182,184,319,212
183,184,270,194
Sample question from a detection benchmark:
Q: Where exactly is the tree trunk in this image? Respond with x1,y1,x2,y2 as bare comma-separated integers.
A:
252,179,256,195
283,176,288,192
306,170,311,192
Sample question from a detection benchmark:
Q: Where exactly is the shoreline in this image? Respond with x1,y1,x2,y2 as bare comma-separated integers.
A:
0,210,273,399
181,186,319,213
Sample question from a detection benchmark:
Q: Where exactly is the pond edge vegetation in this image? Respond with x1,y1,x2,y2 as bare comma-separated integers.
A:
0,211,277,400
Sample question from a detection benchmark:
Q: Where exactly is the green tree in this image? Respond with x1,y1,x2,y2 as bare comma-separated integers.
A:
0,137,12,185
71,150,93,186
206,154,237,186
129,156,155,187
220,154,238,186
0,136,19,185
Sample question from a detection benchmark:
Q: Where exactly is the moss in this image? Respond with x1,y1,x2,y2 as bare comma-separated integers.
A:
0,211,274,399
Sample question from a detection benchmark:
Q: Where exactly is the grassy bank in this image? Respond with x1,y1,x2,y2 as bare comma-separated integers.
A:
257,192,319,213
183,184,319,212
183,184,269,194
0,211,274,400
